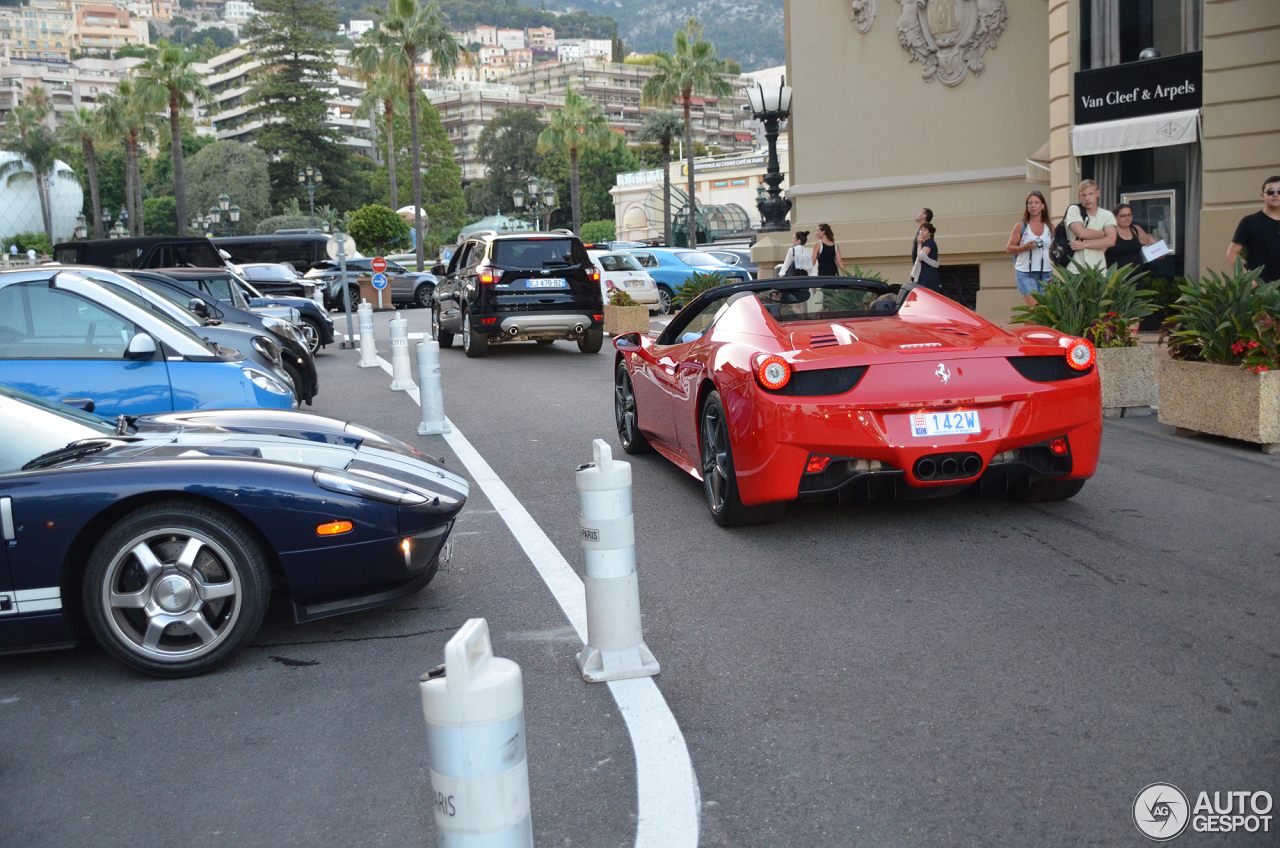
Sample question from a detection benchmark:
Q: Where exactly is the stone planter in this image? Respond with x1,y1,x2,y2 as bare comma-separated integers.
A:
1096,346,1156,417
1156,358,1280,453
604,304,651,336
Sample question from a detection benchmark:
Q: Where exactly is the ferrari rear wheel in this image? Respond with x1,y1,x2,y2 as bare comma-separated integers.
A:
83,500,270,677
615,361,652,454
1010,477,1086,503
699,391,784,527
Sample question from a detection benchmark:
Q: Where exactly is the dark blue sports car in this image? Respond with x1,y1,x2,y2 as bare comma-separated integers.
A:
0,387,468,677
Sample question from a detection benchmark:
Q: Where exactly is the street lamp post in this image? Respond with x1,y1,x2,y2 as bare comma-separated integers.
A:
512,175,557,232
298,166,322,229
746,76,794,233
74,214,88,240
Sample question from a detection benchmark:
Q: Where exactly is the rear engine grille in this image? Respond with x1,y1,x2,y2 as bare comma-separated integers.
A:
768,365,868,396
809,333,839,348
1008,355,1092,382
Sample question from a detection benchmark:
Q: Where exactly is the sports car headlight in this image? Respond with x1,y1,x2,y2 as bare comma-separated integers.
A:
251,335,282,366
314,469,428,505
262,316,304,344
242,367,291,394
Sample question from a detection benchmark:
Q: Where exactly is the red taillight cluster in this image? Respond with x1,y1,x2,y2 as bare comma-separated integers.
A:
593,314,603,322
753,353,791,390
477,266,498,285
481,317,498,325
1049,437,1070,455
587,266,601,282
1063,337,1096,370
805,455,831,473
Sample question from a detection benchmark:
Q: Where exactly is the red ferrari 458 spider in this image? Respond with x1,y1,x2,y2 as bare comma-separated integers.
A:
613,277,1101,526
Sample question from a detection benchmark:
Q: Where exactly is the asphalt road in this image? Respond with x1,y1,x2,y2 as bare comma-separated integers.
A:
3,308,1277,847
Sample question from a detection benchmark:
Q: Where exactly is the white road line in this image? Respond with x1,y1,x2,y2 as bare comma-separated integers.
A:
374,355,700,848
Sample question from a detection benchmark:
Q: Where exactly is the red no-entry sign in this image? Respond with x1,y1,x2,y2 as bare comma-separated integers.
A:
371,256,387,273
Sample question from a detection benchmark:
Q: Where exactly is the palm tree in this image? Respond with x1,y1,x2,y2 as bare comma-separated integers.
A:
352,0,461,271
99,80,153,236
137,43,209,235
638,110,683,246
1,91,72,241
357,68,405,210
537,86,614,236
59,107,107,238
641,18,733,247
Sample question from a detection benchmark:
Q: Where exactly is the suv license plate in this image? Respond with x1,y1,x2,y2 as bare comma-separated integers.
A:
526,278,567,289
911,410,981,437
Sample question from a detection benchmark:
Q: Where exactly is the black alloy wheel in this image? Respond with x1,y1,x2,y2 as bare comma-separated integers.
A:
656,285,674,315
82,500,270,677
299,317,322,354
699,391,784,527
615,360,652,454
432,304,454,348
462,309,487,358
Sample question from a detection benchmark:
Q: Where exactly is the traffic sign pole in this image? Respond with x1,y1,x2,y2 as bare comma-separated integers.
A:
371,271,388,311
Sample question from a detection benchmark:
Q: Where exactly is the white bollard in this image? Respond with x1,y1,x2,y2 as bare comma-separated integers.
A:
388,311,414,391
575,439,659,683
420,619,533,848
416,341,451,435
358,302,379,368
311,283,325,311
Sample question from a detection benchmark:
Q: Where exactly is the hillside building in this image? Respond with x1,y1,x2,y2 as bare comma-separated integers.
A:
555,38,610,63
0,52,142,124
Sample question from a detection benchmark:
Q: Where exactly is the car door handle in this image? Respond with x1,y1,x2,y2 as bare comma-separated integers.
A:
61,397,95,413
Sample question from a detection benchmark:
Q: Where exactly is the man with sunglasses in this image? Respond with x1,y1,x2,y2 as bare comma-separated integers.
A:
1226,175,1280,282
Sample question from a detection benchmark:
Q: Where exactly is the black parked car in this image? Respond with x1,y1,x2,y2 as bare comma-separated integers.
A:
432,232,604,357
213,233,333,274
125,270,320,405
53,236,223,270
306,258,436,310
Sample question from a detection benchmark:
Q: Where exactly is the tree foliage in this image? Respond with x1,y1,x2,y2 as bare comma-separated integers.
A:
348,204,412,254
537,86,614,235
185,140,273,235
143,196,178,235
466,107,544,216
537,132,638,230
580,219,615,242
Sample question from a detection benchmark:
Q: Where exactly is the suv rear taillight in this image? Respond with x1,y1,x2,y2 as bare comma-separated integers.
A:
477,265,498,285
587,266,600,283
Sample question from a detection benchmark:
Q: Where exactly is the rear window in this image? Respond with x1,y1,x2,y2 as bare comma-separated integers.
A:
492,238,582,268
154,242,223,269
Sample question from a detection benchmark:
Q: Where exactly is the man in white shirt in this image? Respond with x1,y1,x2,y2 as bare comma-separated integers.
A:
1064,180,1117,271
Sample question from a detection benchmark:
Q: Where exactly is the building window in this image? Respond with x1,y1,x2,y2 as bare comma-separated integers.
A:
1080,0,1190,70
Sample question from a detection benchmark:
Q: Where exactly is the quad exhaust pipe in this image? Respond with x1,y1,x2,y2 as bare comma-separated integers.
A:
914,452,983,481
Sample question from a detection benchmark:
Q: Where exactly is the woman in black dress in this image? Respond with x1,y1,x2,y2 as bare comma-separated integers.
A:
1105,204,1156,269
811,223,846,276
912,222,941,291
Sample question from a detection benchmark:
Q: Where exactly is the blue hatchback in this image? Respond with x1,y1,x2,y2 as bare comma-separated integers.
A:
0,268,295,418
622,248,750,314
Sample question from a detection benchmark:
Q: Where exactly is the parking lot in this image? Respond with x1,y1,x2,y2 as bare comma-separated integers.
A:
3,307,1278,847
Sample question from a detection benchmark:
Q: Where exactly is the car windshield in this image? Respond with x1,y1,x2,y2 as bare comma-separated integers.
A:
102,283,196,327
246,264,298,280
630,253,658,268
492,238,580,267
676,252,728,268
754,285,893,322
137,279,207,314
0,386,115,474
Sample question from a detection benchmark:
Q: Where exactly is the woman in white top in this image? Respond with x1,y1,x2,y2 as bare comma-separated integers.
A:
1006,191,1053,306
778,231,814,276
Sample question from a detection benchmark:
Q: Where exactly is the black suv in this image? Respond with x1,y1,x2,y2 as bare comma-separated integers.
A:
432,232,604,357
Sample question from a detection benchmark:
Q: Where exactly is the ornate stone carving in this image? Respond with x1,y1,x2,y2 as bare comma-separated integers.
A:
896,0,1007,86
851,0,875,34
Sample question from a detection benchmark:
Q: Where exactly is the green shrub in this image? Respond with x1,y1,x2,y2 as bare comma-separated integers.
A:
6,231,54,255
1161,261,1279,365
846,264,886,281
255,215,317,235
348,204,412,256
1011,263,1154,344
142,197,177,235
608,288,639,307
580,219,616,243
675,270,727,308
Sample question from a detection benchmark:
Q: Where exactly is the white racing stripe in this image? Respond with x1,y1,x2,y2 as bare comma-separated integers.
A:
375,356,699,848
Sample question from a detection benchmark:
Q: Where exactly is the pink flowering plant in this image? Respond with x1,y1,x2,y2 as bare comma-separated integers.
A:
1231,315,1280,373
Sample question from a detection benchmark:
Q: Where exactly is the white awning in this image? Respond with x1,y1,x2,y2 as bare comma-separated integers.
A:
1071,109,1200,157
1025,139,1050,183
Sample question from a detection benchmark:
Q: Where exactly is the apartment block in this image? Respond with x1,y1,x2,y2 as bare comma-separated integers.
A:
555,38,610,63
0,1,75,63
525,25,554,52
0,52,143,123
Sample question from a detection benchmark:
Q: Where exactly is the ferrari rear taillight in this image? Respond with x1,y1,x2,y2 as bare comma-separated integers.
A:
805,455,831,473
477,266,498,285
1064,338,1095,370
753,354,791,390
1049,437,1070,455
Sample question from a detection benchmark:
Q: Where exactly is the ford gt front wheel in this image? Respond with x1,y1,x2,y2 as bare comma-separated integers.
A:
83,500,271,677
700,391,784,527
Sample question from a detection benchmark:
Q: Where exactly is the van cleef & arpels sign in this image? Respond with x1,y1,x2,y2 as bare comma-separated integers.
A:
1074,52,1202,125
896,0,1008,87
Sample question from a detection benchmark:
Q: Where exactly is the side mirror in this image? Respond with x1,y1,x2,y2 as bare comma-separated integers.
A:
124,332,157,361
613,332,642,352
187,297,207,318
60,397,95,413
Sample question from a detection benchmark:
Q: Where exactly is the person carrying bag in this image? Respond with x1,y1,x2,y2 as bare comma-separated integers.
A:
780,231,814,276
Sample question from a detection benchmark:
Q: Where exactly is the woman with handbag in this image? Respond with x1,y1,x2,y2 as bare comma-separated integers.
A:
779,231,814,276
1007,191,1053,306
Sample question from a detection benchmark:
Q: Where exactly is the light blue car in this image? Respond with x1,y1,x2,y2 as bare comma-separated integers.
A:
0,267,295,419
622,248,750,315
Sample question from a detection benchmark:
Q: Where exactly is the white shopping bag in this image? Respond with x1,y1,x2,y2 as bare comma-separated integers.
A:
1142,239,1170,262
